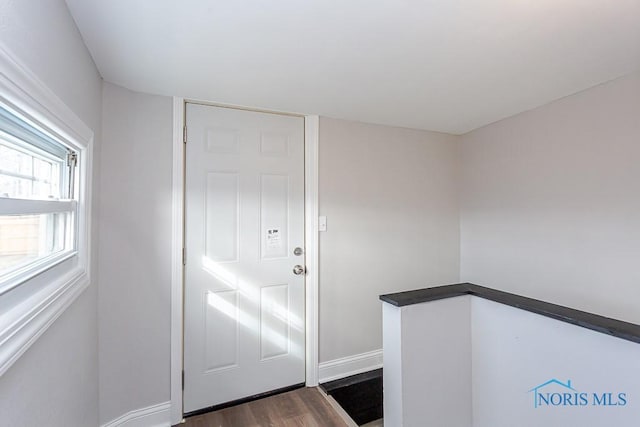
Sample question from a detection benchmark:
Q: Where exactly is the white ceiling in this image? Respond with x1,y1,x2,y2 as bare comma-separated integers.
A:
65,0,640,134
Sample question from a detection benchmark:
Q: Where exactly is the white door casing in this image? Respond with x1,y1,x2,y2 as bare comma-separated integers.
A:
183,103,306,412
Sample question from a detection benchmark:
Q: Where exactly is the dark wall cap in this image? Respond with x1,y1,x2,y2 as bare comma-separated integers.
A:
380,283,640,344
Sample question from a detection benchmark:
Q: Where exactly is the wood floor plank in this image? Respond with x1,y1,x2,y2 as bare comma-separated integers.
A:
296,388,347,427
183,387,349,427
246,397,279,427
270,391,300,420
222,402,260,427
281,414,320,427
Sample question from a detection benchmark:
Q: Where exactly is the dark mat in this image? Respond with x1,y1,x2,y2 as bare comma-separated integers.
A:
320,369,383,425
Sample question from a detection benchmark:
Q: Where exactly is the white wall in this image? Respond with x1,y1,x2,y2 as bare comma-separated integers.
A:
319,118,460,365
472,298,640,427
0,0,102,425
460,72,640,324
99,82,173,425
383,296,640,426
384,297,472,427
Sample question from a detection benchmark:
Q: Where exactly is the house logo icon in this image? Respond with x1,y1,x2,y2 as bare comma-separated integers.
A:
528,379,576,408
528,379,628,408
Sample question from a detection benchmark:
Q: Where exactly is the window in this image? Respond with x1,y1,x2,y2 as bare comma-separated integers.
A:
0,45,93,376
0,106,78,292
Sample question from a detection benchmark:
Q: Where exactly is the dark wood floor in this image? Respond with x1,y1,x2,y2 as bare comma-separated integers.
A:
183,387,349,427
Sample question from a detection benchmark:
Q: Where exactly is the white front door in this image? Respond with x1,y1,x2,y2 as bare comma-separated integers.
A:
183,103,306,413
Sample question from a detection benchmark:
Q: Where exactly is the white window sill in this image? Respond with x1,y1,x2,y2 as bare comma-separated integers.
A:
0,250,77,296
0,264,89,375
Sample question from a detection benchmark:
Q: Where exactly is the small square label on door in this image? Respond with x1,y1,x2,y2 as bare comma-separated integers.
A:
266,228,282,249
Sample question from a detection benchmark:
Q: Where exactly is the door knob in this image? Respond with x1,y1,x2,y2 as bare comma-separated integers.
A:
293,265,306,275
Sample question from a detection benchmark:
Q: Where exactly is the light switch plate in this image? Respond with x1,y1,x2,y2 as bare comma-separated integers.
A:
318,216,327,232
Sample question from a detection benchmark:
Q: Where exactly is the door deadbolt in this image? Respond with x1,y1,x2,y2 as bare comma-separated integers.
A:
293,247,304,256
293,265,306,275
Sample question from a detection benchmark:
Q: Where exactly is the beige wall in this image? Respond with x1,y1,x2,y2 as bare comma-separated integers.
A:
99,82,173,424
0,0,102,425
460,71,640,323
319,117,460,362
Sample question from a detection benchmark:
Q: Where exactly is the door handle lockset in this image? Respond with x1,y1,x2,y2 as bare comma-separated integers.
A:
293,265,306,275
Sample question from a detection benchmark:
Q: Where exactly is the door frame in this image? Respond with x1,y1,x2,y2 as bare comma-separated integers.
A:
170,97,320,424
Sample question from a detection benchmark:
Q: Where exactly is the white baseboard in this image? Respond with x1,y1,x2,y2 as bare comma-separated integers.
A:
318,349,383,383
102,401,171,427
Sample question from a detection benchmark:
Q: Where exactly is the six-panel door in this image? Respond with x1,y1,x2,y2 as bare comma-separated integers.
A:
183,104,305,413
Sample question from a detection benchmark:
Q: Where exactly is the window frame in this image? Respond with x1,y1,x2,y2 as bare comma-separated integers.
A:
0,110,80,294
0,44,93,376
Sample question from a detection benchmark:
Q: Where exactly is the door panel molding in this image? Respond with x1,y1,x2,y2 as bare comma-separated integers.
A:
170,97,319,424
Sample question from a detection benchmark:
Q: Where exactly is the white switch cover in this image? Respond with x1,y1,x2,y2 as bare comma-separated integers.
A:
318,216,327,232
